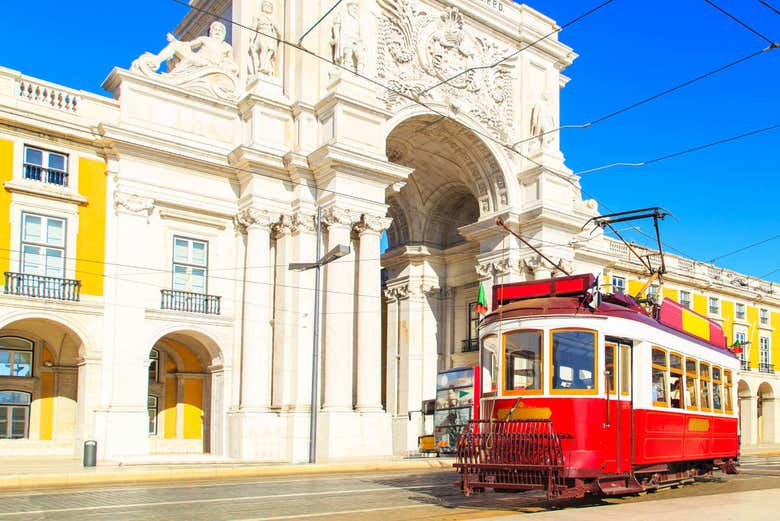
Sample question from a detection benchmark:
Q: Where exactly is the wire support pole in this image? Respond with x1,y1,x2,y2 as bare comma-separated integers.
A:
298,0,344,46
495,217,570,276
308,205,323,464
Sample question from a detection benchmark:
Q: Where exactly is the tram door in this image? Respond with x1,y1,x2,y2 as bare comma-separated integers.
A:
605,339,633,473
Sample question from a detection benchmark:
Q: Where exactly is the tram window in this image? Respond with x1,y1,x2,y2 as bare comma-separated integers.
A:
712,367,723,412
551,330,596,392
685,358,698,410
651,347,668,407
670,353,683,409
724,369,734,413
481,335,499,394
699,363,711,411
504,331,542,392
605,343,616,394
620,345,630,395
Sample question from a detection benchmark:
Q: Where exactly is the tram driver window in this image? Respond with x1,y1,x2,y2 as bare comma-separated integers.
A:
685,359,698,410
651,348,668,406
700,363,712,410
504,331,542,392
481,335,499,394
552,330,596,392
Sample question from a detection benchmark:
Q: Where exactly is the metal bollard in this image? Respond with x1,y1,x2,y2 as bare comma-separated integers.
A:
83,440,97,467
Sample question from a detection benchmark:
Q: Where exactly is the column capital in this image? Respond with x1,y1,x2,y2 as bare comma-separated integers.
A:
271,214,294,239
291,212,317,234
321,206,354,229
353,213,393,235
234,207,272,232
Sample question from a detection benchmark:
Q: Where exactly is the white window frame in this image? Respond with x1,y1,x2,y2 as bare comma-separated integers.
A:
172,236,209,294
612,276,626,294
647,284,659,299
735,302,746,321
760,336,771,367
759,308,769,325
148,395,158,436
0,390,31,439
735,331,748,365
679,290,692,309
19,212,66,279
22,145,69,186
0,336,34,378
708,296,720,315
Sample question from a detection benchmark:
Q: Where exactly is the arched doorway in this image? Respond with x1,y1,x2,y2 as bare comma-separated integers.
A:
146,330,222,454
758,382,775,445
382,114,510,452
0,317,86,454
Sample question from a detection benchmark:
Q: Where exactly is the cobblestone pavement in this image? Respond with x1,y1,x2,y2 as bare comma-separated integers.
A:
1,456,779,520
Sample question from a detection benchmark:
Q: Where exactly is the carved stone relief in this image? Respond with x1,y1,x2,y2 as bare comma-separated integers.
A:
331,1,365,73
529,93,557,151
114,192,154,217
131,21,241,101
291,212,317,234
377,0,515,138
353,213,393,235
234,207,272,232
322,206,354,228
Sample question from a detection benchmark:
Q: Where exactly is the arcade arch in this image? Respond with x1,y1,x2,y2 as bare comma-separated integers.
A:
146,330,223,454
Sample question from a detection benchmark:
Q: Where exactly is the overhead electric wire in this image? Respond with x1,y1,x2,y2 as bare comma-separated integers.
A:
418,0,617,95
297,0,344,45
703,0,778,45
708,234,780,264
759,0,780,16
575,122,780,175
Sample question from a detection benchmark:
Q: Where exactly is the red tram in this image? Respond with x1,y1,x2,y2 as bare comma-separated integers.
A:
455,273,740,499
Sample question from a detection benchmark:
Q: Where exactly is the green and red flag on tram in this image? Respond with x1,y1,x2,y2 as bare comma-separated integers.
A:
475,282,488,315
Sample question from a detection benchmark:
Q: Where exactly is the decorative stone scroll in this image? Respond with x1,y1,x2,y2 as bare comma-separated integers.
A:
377,0,516,137
114,192,154,217
234,207,272,232
130,21,240,101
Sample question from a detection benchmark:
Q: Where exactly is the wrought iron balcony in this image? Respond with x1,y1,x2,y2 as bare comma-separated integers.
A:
23,164,68,186
461,338,479,353
759,363,774,374
741,360,751,371
4,272,80,301
161,289,220,315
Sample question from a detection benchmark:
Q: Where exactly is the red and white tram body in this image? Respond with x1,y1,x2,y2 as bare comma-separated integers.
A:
455,274,739,499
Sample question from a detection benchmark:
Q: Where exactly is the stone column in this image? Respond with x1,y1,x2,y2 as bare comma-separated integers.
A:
354,214,391,412
321,207,355,412
291,212,317,410
271,214,294,408
235,208,273,411
739,395,758,446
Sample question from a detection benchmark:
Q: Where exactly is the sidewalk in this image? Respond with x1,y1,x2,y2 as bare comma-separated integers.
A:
0,454,453,492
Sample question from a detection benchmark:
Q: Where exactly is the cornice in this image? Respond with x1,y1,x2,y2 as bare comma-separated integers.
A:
307,144,413,186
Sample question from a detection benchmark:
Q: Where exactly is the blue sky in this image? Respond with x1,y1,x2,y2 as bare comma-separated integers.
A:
1,0,778,281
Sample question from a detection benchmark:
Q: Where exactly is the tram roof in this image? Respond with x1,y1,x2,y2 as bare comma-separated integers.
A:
482,296,736,358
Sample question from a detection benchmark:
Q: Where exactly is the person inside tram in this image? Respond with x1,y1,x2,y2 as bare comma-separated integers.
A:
670,379,682,409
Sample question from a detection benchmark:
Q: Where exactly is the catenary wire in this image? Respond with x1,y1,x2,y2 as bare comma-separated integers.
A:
708,234,780,264
703,0,778,45
759,0,780,16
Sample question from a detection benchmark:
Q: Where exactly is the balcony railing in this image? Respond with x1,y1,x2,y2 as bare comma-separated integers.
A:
23,164,68,186
741,360,751,371
759,363,775,374
161,289,220,315
4,272,80,301
461,338,479,353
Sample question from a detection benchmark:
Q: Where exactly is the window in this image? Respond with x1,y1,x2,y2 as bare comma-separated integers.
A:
620,344,630,396
23,146,68,186
504,331,542,393
735,303,746,321
148,395,158,435
760,336,771,371
551,330,596,393
605,343,616,394
148,349,159,384
679,290,692,309
712,366,723,412
481,335,498,394
611,276,625,294
21,213,65,279
708,297,720,315
735,331,748,367
0,391,31,439
699,363,711,411
647,284,659,301
651,348,668,406
0,337,33,378
724,370,733,413
685,358,698,410
759,308,769,325
172,237,208,294
465,302,479,352
669,353,683,409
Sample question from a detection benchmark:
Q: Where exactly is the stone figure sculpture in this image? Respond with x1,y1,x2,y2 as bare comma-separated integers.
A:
331,1,365,73
130,21,240,101
248,1,280,77
529,94,557,150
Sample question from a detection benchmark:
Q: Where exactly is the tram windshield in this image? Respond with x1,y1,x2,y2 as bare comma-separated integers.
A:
552,330,596,391
504,331,541,391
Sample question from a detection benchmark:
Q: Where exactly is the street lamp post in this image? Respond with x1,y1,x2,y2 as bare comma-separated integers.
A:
288,206,350,464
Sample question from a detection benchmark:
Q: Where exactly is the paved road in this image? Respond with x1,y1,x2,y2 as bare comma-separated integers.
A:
2,456,780,520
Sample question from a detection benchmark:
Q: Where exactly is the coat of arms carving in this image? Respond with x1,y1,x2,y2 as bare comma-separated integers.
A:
377,0,515,138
